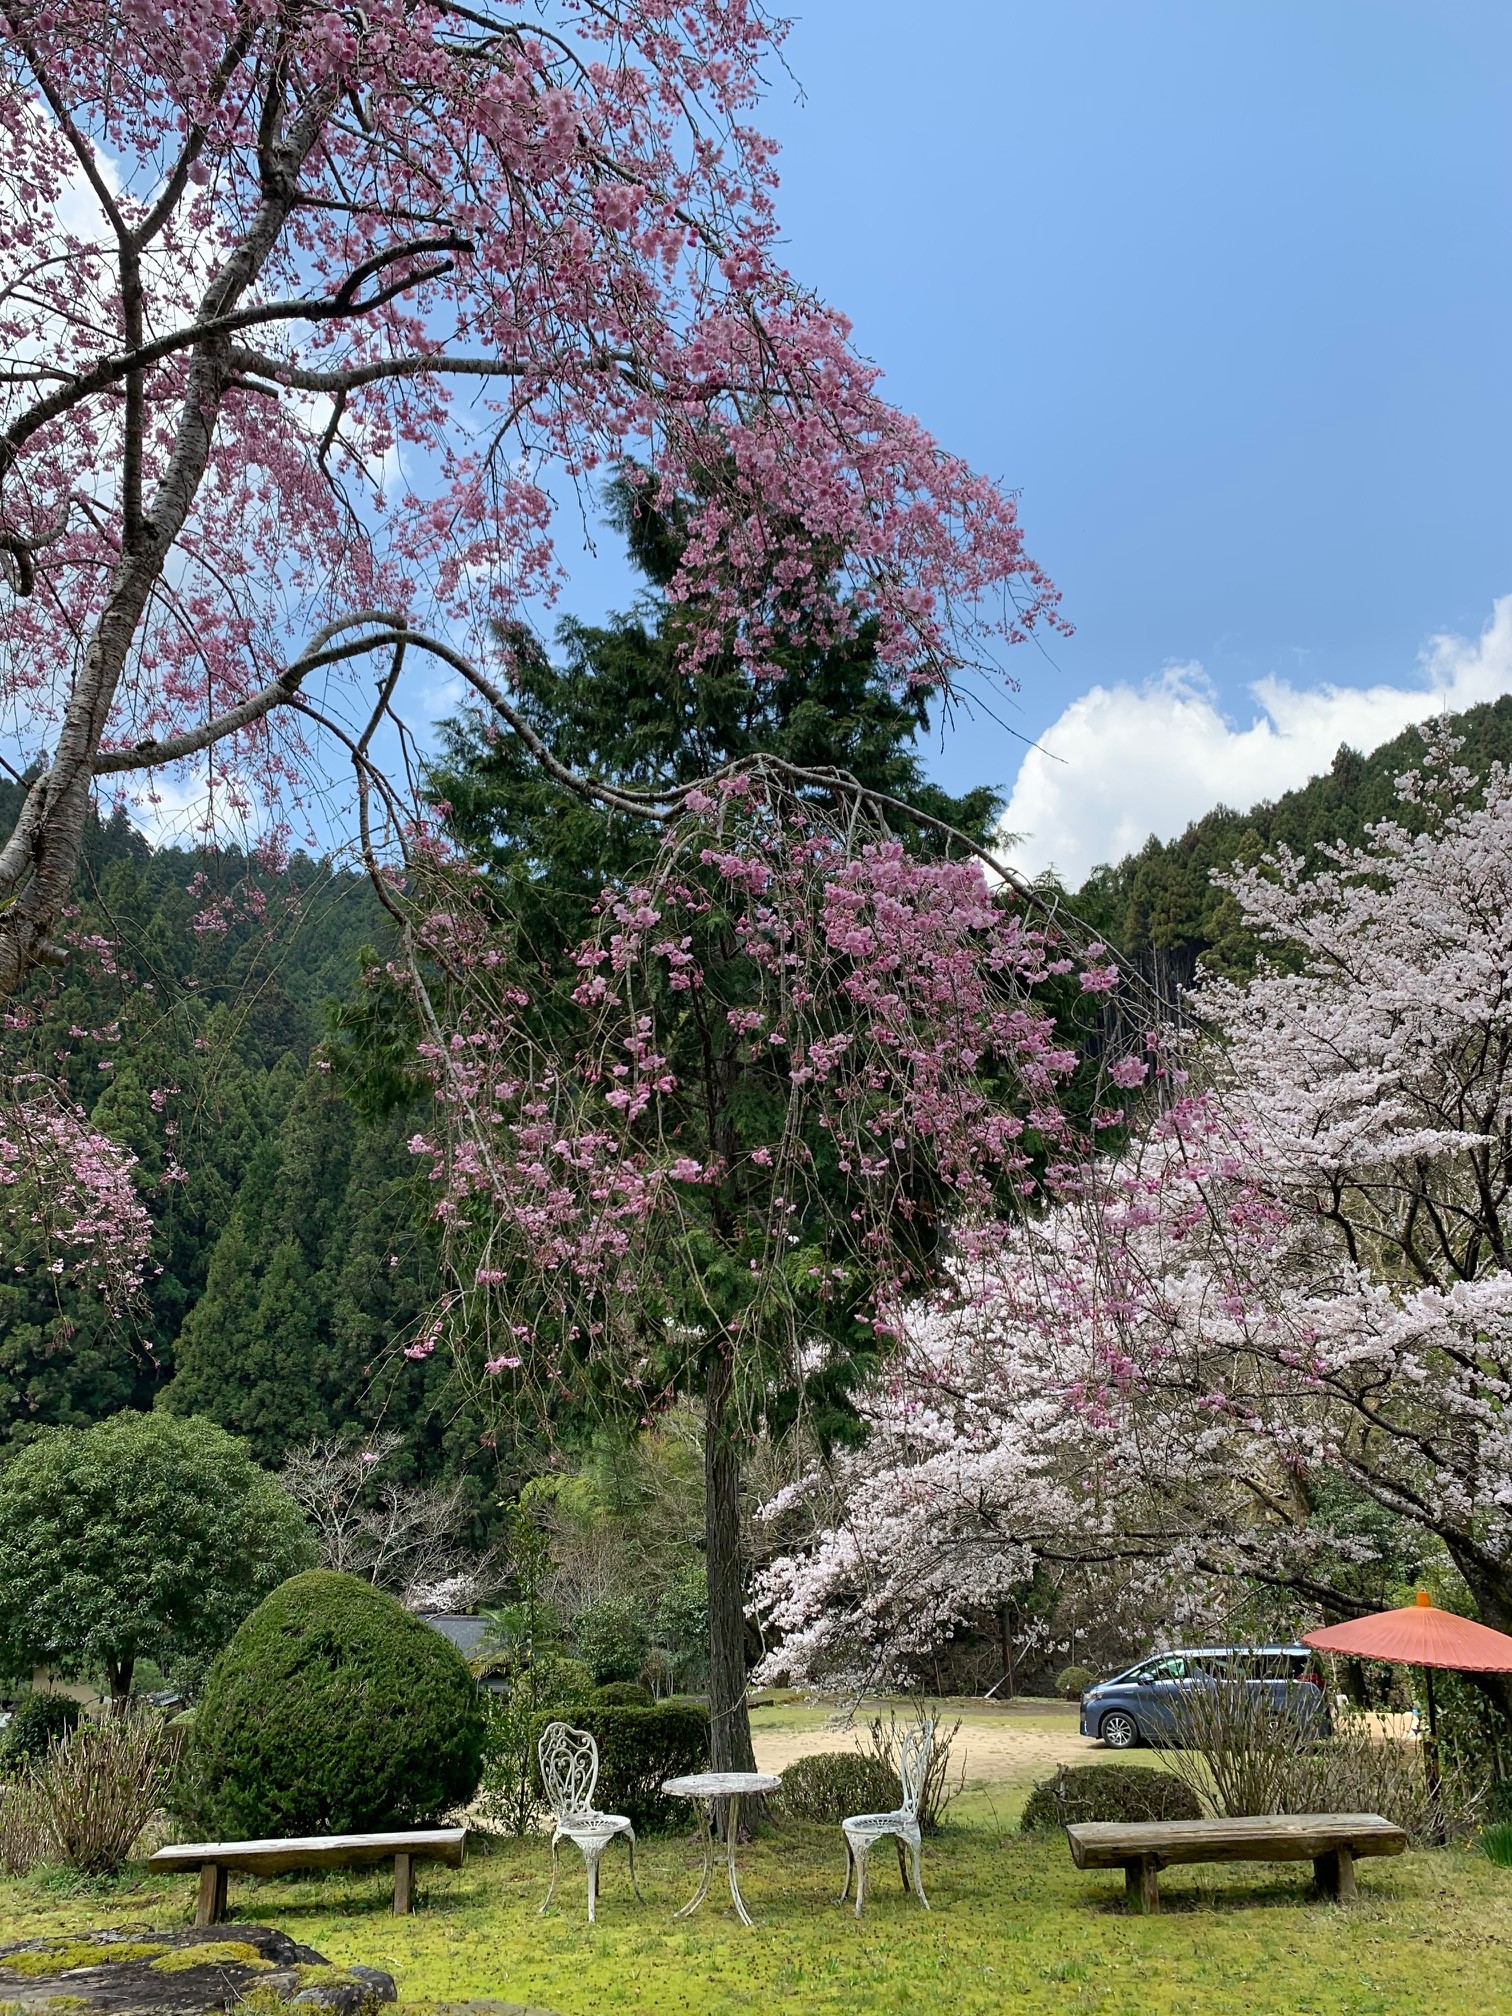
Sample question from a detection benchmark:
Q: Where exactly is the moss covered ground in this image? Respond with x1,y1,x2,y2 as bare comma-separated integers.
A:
2,1819,1509,2016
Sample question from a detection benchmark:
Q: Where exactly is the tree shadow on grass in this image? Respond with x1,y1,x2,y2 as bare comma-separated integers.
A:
1078,1872,1407,1915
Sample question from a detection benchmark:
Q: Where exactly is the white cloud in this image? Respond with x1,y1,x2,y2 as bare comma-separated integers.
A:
121,770,219,850
999,596,1512,886
121,767,282,854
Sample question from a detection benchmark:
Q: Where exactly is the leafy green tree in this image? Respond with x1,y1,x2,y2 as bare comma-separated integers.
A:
0,1277,151,1443
0,1411,314,1705
0,770,396,1419
476,1649,595,1837
428,482,1001,967
654,1566,710,1690
575,1594,652,1685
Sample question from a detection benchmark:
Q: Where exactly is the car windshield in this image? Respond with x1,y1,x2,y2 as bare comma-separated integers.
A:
1117,1654,1193,1683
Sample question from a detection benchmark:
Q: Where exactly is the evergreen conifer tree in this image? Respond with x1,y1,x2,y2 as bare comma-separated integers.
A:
400,489,1006,1770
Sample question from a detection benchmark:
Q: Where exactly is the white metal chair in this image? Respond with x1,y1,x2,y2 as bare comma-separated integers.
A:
837,1719,934,1917
537,1720,643,1924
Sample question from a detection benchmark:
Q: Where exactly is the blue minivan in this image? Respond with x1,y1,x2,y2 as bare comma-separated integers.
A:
1078,1645,1331,1750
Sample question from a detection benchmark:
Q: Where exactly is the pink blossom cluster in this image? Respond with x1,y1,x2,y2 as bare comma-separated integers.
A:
392,777,1134,1400
0,0,1061,1000
751,1286,1227,1690
0,1081,152,1303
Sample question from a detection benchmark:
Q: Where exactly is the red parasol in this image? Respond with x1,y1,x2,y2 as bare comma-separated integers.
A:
1302,1591,1512,1674
1302,1592,1512,1811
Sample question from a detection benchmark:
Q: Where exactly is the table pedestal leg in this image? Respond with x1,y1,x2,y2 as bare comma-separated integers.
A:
673,1799,716,1921
724,1795,753,1928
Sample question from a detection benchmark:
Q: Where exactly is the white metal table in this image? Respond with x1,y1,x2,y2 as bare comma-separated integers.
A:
662,1770,782,1927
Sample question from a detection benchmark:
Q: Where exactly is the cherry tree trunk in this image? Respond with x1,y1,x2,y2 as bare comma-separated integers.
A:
1453,1555,1512,1724
704,1350,757,1779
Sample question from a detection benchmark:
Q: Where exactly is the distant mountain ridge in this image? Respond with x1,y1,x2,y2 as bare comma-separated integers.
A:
1067,693,1512,1000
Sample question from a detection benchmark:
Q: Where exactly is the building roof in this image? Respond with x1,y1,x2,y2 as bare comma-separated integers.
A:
418,1614,491,1657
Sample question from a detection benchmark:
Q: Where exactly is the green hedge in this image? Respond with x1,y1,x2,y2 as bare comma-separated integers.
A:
1020,1764,1201,1834
2,1692,81,1766
181,1571,486,1837
591,1680,654,1708
779,1751,900,1825
531,1703,709,1833
1055,1666,1097,1700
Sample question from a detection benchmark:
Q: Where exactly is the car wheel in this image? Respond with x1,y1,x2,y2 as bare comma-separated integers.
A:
1100,1709,1140,1750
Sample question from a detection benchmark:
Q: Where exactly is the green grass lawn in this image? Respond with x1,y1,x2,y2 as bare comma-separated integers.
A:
3,1820,1509,2015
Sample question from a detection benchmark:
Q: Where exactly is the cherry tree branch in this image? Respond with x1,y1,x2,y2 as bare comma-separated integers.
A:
1,6,128,244
223,345,645,397
0,235,470,467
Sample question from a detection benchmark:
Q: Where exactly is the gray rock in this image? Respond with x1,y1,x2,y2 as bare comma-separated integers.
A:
291,1963,401,2012
0,1922,397,2014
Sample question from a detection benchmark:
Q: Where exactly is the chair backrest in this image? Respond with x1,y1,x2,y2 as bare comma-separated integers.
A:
897,1719,935,1820
537,1720,600,1819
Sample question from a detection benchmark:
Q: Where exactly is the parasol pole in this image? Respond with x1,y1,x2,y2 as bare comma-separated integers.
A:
1300,1586,1512,1843
1422,1656,1442,1839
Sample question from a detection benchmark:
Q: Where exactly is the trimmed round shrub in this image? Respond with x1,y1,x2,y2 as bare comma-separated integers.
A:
780,1751,900,1826
2,1692,81,1766
181,1571,485,1837
592,1680,654,1708
1056,1666,1097,1701
1020,1764,1201,1834
531,1703,708,1833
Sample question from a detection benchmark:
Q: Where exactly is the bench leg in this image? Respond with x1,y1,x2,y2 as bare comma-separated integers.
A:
1314,1846,1357,1902
196,1863,227,1928
393,1852,413,1915
1124,1858,1160,1915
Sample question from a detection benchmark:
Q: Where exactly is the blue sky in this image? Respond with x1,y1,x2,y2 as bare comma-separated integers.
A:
564,1,1512,882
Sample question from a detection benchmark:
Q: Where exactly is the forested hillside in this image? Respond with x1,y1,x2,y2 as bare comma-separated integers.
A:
1068,695,1512,1000
9,691,1512,1528
0,785,461,1487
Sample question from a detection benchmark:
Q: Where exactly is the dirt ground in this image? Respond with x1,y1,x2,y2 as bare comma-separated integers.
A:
747,1697,1420,1813
749,1697,1105,1795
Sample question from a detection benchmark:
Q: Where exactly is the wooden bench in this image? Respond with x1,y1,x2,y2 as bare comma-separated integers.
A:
1066,1813,1406,1914
149,1826,467,1925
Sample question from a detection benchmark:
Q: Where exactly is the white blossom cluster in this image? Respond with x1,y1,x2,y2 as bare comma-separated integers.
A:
756,732,1512,1682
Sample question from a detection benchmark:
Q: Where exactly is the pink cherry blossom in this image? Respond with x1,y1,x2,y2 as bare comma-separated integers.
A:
0,0,1062,999
755,732,1512,1683
0,1081,151,1302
